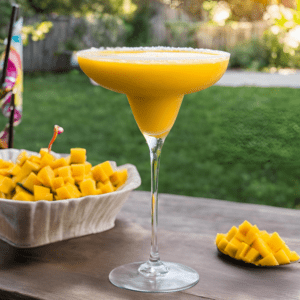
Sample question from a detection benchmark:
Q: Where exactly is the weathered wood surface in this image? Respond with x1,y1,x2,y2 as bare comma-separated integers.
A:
0,190,299,299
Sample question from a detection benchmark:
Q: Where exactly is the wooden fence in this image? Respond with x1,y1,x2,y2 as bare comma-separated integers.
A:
195,21,269,50
22,15,269,73
23,16,77,73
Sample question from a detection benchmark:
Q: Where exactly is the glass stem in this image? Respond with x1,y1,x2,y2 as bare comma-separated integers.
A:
138,135,168,277
148,136,164,263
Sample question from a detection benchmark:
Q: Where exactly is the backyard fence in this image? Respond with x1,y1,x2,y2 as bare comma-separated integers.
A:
195,21,269,50
23,16,76,73
23,15,269,73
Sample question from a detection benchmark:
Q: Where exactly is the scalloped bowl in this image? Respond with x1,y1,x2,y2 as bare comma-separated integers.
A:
0,149,141,248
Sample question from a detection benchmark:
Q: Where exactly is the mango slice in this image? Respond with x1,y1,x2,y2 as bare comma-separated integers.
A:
216,220,300,266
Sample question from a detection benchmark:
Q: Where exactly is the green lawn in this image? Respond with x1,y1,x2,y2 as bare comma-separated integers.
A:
6,70,300,208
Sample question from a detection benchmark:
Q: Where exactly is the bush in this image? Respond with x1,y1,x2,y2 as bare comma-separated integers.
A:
124,2,154,47
165,21,199,48
228,38,269,70
229,5,300,71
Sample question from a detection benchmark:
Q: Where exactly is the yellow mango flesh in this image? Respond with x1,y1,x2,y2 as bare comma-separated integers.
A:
216,220,300,266
0,148,128,201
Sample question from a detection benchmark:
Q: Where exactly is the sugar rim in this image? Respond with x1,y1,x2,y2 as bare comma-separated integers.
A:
76,46,230,63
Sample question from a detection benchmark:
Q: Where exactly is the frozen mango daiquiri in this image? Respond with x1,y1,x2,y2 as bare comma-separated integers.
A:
216,220,300,266
0,148,128,201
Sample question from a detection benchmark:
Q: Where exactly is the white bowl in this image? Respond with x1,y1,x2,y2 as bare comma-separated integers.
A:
0,149,141,248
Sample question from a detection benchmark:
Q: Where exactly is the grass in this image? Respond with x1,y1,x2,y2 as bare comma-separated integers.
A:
6,70,300,208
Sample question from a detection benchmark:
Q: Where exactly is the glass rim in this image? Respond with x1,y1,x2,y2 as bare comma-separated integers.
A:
76,46,230,63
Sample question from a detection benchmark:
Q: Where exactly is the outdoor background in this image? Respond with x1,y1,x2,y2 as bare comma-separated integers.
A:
0,0,300,208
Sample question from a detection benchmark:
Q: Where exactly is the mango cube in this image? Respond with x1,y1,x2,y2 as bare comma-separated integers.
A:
51,157,69,169
100,161,114,177
70,148,86,164
235,242,249,260
91,164,109,182
274,249,290,265
252,237,271,258
57,166,72,178
71,164,85,181
65,183,81,198
100,181,115,194
238,220,253,236
215,233,226,246
224,242,238,258
34,186,52,201
13,191,35,201
244,248,260,263
0,177,15,194
23,172,42,192
37,166,55,187
84,162,92,174
244,225,260,245
289,251,300,262
80,178,97,196
218,238,229,254
16,151,29,166
267,232,285,253
51,177,65,190
225,226,238,242
56,185,72,199
40,153,54,168
110,169,128,188
257,253,279,266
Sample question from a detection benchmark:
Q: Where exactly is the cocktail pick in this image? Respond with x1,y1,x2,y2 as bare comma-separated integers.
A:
0,4,19,88
48,125,64,153
8,93,15,148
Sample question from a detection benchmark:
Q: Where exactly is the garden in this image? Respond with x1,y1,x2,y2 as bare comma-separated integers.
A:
0,0,300,208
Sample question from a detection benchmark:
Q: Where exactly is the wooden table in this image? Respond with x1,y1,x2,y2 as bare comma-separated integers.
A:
0,190,299,299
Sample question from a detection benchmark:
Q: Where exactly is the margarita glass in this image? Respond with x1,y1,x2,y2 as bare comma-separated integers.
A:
77,47,230,293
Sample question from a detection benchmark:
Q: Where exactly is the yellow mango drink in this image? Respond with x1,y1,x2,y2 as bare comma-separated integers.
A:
77,47,230,293
77,47,229,138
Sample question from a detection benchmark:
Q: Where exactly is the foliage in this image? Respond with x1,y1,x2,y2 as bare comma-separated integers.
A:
165,21,199,47
262,4,300,69
203,0,232,25
229,5,300,70
15,0,137,17
22,21,53,45
229,38,269,70
88,14,129,48
11,71,300,208
224,0,266,22
124,1,154,47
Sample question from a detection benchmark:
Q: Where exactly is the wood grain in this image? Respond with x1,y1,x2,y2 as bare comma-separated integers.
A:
0,191,298,299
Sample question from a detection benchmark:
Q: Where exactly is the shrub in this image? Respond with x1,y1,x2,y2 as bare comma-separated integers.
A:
228,38,269,70
229,5,300,71
165,21,199,48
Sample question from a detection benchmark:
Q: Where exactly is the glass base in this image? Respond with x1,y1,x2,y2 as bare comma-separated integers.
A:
109,261,199,293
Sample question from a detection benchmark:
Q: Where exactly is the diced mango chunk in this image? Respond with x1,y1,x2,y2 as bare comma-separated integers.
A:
0,177,15,194
80,178,97,196
23,172,42,192
51,177,65,190
215,233,226,246
100,181,115,194
91,164,109,182
257,253,279,266
34,186,52,201
37,166,55,187
225,226,238,242
70,148,86,164
224,242,238,258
